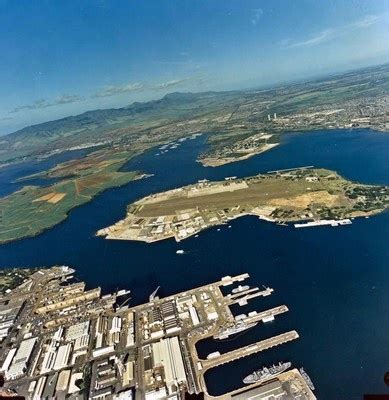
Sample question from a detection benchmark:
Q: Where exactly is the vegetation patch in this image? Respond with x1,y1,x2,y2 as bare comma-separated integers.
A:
0,149,145,243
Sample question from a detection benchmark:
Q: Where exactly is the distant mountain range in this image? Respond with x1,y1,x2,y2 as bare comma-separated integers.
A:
0,91,243,164
1,62,388,165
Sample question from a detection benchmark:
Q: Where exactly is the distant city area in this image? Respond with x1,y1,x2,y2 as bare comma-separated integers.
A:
0,266,316,399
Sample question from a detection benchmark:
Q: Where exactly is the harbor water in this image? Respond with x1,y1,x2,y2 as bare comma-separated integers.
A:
0,129,388,399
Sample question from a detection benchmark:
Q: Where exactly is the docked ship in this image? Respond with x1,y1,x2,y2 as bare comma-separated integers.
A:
243,362,291,384
232,285,249,294
294,219,352,228
300,368,315,390
213,317,257,340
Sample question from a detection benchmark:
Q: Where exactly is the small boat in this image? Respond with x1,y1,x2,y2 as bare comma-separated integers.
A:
176,250,184,255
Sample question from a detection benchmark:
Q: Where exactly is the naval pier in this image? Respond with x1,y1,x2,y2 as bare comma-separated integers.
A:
182,274,311,399
200,330,299,369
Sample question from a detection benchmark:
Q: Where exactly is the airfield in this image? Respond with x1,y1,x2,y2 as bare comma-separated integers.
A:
97,167,389,243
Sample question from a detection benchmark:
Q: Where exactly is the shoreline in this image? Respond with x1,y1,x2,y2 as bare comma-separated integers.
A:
97,211,383,244
97,167,388,244
198,143,279,167
0,172,149,245
197,126,388,168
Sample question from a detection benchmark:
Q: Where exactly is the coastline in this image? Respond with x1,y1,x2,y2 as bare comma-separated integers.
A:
197,126,388,168
0,172,149,245
199,143,279,167
96,167,388,244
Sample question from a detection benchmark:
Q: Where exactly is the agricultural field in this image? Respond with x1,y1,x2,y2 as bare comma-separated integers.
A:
0,149,144,243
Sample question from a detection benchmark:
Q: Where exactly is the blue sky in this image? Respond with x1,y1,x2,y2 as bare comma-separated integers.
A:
1,0,388,134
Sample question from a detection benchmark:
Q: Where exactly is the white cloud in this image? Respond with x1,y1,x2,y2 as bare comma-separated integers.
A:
9,75,203,114
153,58,208,71
153,79,187,90
93,82,144,98
282,14,382,49
93,79,190,96
286,29,336,48
251,8,263,26
351,14,381,28
10,94,83,113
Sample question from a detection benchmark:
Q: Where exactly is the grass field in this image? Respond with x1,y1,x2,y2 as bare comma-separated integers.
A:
133,168,388,221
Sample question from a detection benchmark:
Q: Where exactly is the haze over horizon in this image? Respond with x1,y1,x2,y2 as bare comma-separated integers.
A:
1,0,389,135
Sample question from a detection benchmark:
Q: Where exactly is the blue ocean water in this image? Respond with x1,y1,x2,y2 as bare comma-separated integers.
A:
0,129,388,399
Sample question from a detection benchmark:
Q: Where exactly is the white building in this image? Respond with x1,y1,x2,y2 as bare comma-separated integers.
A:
0,348,16,373
110,316,122,333
53,344,72,370
6,338,37,380
145,387,167,400
66,320,90,341
152,336,186,392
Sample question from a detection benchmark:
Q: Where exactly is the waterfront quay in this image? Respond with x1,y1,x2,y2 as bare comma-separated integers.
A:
0,267,316,399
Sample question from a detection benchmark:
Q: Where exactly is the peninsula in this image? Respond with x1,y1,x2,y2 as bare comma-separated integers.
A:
199,132,280,167
0,148,146,244
97,167,389,243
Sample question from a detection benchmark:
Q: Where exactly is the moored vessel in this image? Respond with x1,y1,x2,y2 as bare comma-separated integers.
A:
214,319,257,340
243,361,291,384
232,285,249,294
300,367,315,390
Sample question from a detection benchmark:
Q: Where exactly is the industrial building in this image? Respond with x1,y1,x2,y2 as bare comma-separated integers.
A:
53,344,72,371
0,299,24,341
151,336,186,395
6,337,37,380
66,320,90,341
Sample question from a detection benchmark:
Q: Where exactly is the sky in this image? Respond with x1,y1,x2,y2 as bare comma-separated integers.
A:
0,0,388,134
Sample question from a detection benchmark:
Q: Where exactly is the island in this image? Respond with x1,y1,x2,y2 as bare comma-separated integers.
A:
0,148,147,244
97,167,389,243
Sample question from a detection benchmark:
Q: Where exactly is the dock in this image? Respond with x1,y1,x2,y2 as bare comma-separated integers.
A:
200,330,299,370
294,218,352,228
225,286,273,306
243,305,288,324
0,268,318,400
